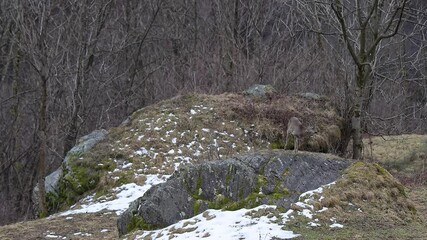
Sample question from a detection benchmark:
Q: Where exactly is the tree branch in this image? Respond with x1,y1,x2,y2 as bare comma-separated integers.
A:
331,1,361,67
367,0,407,56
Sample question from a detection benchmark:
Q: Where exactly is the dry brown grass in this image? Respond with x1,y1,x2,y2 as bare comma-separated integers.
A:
320,196,341,208
291,203,303,212
363,134,427,186
407,186,427,221
322,162,418,223
363,134,427,163
218,94,343,152
288,160,427,240
363,134,427,226
0,212,118,240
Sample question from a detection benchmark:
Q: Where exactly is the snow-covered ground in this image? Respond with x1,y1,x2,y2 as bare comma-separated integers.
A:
134,206,299,240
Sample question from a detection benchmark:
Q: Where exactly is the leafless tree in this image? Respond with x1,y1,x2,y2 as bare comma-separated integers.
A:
294,0,411,159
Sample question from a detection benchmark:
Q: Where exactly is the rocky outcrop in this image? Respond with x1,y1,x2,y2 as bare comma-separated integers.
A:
32,129,108,214
64,129,108,163
298,92,325,101
243,84,276,98
117,150,350,235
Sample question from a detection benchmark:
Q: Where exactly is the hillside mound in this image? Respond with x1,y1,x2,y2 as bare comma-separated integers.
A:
47,93,343,213
1,93,424,240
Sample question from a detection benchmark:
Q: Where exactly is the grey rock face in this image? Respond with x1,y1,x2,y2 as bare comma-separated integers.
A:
117,151,350,236
32,129,108,212
298,92,325,101
44,168,63,193
65,129,108,163
254,152,348,207
243,84,276,98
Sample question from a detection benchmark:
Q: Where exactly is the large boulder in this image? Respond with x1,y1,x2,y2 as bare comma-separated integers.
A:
117,150,350,235
32,129,108,214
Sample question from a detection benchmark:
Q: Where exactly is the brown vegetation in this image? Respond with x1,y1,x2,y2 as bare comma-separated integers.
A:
0,213,118,240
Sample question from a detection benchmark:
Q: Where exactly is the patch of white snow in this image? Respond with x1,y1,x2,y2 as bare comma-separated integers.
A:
122,162,133,169
59,175,169,216
330,223,344,228
135,205,299,240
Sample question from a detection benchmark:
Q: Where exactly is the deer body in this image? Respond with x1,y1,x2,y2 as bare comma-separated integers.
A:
286,117,303,153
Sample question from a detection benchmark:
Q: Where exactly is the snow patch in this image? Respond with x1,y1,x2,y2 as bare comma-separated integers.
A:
59,175,169,216
122,162,133,169
135,205,299,240
330,223,344,228
135,147,149,156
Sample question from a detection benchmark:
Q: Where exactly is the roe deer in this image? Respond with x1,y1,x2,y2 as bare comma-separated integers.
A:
286,117,303,153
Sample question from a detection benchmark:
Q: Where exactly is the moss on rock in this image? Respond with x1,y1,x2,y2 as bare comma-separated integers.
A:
127,215,159,233
46,145,117,213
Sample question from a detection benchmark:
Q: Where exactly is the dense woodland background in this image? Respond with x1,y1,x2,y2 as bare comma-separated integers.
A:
0,0,426,225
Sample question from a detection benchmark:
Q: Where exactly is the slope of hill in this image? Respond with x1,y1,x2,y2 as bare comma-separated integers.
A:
363,134,427,221
46,93,344,215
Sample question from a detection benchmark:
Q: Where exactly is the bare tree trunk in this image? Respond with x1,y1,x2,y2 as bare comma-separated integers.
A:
33,1,51,217
37,74,48,217
352,84,363,159
329,0,408,159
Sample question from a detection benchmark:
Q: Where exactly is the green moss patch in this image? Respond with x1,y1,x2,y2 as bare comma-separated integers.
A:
194,173,290,213
46,140,119,213
127,215,160,233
